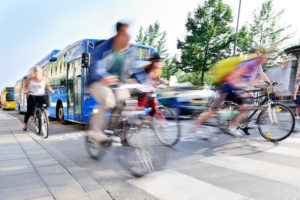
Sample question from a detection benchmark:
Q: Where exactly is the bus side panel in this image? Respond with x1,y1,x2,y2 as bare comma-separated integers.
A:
48,87,67,119
82,94,98,123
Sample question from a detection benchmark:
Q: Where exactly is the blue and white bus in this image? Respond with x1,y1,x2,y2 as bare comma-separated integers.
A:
26,39,155,124
15,75,28,113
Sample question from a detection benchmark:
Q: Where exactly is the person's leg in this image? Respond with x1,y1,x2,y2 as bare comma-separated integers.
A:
89,82,116,142
23,95,35,130
296,105,300,119
114,88,130,143
190,91,227,132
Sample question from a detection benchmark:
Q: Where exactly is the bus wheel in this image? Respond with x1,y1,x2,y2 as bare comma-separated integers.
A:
57,103,67,124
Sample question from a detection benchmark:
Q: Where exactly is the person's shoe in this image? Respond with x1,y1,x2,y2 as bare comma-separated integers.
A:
227,126,243,137
121,138,130,146
296,116,300,120
88,131,110,144
23,128,27,131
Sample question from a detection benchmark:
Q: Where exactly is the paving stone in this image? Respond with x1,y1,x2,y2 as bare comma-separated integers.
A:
41,172,78,187
0,163,35,176
88,189,112,200
0,172,43,189
36,165,68,176
31,158,59,167
48,183,87,200
30,196,55,200
0,183,50,200
0,153,26,161
0,158,30,167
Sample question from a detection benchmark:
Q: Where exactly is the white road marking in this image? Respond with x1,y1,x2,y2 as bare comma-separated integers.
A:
128,169,252,200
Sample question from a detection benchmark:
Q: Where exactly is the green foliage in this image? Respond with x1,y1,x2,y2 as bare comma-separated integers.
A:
177,0,234,86
175,69,218,87
136,21,168,55
249,0,291,48
136,21,178,79
236,25,252,53
161,56,178,79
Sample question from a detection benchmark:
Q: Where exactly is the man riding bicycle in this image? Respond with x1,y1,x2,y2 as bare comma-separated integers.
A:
87,21,138,145
190,52,269,137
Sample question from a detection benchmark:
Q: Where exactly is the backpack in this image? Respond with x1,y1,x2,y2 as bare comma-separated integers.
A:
211,54,257,83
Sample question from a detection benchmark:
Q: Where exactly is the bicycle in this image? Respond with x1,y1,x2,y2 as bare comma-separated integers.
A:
32,95,49,139
136,87,181,146
85,83,166,177
218,83,295,142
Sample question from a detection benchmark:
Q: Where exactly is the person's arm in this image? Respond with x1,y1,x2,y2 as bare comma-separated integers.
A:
159,78,169,85
258,71,270,83
294,83,300,100
23,78,31,94
45,78,54,93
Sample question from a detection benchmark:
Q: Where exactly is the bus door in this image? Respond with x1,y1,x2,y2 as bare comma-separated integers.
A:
67,59,82,121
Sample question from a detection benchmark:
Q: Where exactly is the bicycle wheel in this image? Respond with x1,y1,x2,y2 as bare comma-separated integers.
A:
152,107,180,146
118,124,164,177
85,136,111,160
40,110,49,138
257,103,295,142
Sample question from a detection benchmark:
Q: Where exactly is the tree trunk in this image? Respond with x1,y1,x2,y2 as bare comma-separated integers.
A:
201,42,210,86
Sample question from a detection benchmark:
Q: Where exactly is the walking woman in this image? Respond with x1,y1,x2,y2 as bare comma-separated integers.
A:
23,66,54,131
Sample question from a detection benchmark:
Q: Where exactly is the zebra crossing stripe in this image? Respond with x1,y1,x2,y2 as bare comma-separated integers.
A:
201,155,300,188
128,169,252,200
245,142,300,159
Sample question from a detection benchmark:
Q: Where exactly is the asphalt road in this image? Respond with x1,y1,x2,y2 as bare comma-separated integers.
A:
7,109,300,200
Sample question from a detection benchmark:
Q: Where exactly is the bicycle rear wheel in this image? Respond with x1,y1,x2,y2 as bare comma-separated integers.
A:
153,107,180,146
218,103,239,134
40,110,49,138
257,103,295,142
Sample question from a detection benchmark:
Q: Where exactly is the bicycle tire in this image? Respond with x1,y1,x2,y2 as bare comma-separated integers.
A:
152,107,180,146
40,110,49,138
118,124,164,177
257,103,295,142
85,136,111,160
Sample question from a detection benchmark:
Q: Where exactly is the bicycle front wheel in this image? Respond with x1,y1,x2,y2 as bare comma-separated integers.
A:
153,107,180,146
40,110,49,138
257,103,295,142
118,124,164,177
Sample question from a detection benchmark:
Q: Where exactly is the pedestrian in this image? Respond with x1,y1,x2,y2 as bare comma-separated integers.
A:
294,80,300,120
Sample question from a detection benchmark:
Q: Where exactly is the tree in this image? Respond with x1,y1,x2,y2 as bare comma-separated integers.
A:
236,25,252,53
136,21,178,79
177,0,234,86
249,0,291,48
136,21,168,55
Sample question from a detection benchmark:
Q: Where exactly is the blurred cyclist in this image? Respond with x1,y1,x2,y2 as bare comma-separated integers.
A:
190,53,268,137
23,66,54,131
132,52,169,107
87,21,137,144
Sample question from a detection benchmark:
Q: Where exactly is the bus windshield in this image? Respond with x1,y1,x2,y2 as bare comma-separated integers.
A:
6,88,14,101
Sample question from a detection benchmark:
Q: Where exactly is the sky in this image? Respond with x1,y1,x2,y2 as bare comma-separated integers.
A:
1,0,300,91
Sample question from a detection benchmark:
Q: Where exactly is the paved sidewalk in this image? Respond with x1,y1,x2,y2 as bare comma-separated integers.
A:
0,111,112,200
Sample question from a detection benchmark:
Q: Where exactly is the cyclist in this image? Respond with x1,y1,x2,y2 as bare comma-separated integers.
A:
87,21,137,145
132,52,169,107
23,66,54,131
190,53,268,137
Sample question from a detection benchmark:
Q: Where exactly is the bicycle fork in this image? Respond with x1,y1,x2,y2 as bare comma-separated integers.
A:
267,102,279,124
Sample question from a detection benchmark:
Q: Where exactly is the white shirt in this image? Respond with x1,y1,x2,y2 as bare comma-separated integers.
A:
28,78,46,96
